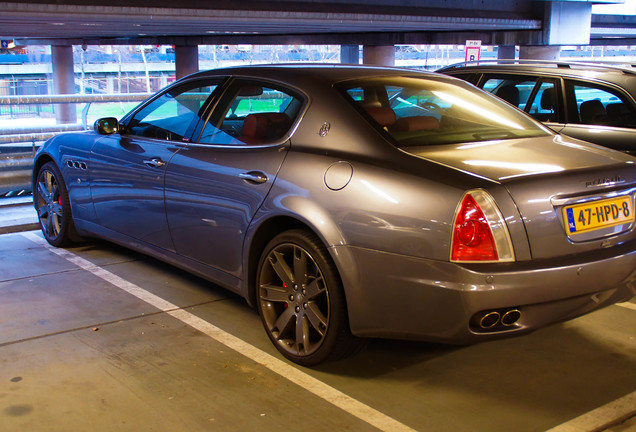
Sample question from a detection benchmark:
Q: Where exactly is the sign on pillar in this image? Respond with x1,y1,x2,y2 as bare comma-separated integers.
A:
465,40,481,63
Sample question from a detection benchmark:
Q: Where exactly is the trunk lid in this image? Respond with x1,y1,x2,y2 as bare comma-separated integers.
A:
404,135,636,259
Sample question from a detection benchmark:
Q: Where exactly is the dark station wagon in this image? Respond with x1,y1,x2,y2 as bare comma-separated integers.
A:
439,61,636,155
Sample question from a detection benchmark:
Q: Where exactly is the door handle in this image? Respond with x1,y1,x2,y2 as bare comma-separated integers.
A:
239,171,268,184
143,158,166,168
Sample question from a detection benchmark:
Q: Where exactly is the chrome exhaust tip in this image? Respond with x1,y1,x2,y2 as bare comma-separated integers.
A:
501,309,521,326
479,311,501,329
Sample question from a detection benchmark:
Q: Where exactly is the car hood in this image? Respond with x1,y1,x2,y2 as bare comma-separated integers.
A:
403,134,636,260
401,134,631,183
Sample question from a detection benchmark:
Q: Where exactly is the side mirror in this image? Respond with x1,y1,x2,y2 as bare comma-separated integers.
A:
94,117,119,135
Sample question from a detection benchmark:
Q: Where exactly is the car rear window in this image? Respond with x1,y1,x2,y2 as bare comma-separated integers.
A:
336,76,550,147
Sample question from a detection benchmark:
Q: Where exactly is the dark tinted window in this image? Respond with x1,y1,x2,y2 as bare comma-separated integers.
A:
481,75,538,109
480,75,561,123
568,81,636,129
526,80,559,123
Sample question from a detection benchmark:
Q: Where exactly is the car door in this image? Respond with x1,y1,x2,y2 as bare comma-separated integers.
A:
479,74,565,133
165,79,305,278
89,78,222,250
560,80,636,154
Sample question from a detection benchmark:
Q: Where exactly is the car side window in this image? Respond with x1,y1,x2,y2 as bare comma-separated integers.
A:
569,82,636,129
480,75,538,110
526,80,559,123
125,81,219,141
198,81,303,145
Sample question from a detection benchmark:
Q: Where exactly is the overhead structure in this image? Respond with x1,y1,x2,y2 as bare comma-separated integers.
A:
1,1,633,92
0,0,631,47
591,14,636,44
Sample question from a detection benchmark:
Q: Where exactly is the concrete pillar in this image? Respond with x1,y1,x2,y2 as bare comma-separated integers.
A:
519,46,561,61
497,45,516,61
175,45,199,80
340,45,360,64
51,45,77,124
542,1,592,46
362,45,395,66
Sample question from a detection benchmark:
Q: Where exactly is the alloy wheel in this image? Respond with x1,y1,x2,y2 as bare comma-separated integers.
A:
36,168,63,241
258,242,330,358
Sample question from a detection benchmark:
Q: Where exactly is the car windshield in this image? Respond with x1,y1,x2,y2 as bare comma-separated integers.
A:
337,76,551,147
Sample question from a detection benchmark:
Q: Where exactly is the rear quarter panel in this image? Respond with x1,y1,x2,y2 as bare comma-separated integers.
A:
248,78,531,264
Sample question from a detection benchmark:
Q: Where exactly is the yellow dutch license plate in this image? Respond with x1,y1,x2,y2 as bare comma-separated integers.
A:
563,196,634,235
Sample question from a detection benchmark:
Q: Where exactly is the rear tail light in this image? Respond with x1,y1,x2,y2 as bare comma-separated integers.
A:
451,190,515,263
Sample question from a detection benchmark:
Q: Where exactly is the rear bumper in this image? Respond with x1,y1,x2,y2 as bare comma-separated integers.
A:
333,242,636,343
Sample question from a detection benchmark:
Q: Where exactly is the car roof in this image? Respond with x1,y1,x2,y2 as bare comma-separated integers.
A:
184,63,449,86
438,60,636,88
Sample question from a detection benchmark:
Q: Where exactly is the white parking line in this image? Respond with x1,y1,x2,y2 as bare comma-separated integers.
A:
545,391,636,432
21,232,417,432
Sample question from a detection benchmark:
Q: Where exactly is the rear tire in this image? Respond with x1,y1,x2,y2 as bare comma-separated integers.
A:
256,229,365,365
34,161,81,247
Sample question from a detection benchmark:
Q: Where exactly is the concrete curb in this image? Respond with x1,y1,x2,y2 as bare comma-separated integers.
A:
0,197,39,234
0,222,40,234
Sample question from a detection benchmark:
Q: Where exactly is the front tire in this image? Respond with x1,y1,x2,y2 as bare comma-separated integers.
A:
256,229,364,365
34,161,80,247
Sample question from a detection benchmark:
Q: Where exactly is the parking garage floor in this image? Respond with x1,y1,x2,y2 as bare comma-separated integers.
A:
1,224,635,432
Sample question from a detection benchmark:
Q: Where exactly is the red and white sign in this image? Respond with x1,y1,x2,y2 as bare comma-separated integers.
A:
465,40,481,63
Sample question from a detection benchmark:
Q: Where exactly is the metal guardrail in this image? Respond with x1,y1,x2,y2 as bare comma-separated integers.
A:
0,93,152,194
0,153,33,196
0,93,152,143
0,124,85,144
0,93,152,105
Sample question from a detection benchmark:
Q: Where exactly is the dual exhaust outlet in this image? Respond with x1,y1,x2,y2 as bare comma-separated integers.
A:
474,309,522,330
